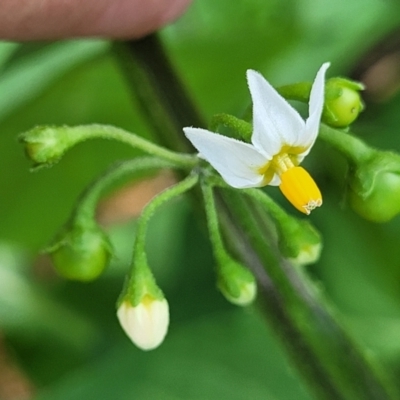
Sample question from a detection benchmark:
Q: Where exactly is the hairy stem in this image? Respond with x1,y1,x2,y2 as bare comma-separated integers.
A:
74,157,176,221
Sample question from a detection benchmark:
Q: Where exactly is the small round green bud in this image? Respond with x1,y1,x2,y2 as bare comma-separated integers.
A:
347,151,400,222
323,78,365,128
19,126,80,168
217,255,257,306
47,219,112,281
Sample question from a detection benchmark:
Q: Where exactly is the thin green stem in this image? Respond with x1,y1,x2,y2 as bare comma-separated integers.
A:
318,124,374,163
112,38,204,153
207,174,290,228
276,82,312,103
51,124,198,168
133,172,199,263
209,113,252,142
73,157,176,221
126,172,199,301
200,180,227,260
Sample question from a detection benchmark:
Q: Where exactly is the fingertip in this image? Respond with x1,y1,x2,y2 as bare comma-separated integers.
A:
94,0,193,39
0,0,192,41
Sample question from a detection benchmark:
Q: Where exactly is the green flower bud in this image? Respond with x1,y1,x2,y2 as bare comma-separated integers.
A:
47,219,112,281
19,126,84,168
347,151,400,222
217,255,257,306
277,218,322,266
322,78,365,128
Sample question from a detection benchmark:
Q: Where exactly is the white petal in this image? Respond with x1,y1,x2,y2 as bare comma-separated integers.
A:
247,70,305,156
184,127,267,188
117,299,169,351
301,62,330,149
268,173,281,186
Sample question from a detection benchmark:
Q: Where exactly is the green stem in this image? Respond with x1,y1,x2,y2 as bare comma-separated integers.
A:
243,188,290,224
73,157,176,221
114,34,398,400
274,81,374,164
200,180,227,261
133,172,199,263
112,38,204,153
318,124,374,163
276,82,312,103
209,113,252,142
52,124,197,168
208,174,293,236
124,172,199,304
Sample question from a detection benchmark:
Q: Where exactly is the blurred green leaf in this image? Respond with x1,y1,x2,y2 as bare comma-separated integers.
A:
34,310,311,400
0,42,19,69
0,40,109,123
163,0,400,118
0,242,98,349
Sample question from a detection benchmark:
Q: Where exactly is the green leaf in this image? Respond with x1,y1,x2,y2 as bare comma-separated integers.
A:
34,310,312,400
0,40,109,123
0,242,98,349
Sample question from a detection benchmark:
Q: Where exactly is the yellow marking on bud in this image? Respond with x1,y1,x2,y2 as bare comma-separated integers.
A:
279,166,322,214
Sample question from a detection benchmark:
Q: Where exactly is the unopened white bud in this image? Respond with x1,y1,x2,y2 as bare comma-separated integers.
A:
117,296,169,351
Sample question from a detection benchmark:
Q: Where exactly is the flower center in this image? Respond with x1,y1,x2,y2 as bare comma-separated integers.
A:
272,153,296,174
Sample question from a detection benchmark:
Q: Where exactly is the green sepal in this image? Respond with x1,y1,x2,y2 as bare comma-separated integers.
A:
19,125,80,169
117,256,165,308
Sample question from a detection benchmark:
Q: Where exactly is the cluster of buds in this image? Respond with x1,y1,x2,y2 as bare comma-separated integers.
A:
20,60,398,354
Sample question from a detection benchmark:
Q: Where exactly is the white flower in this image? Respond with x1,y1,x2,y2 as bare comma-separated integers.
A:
184,63,330,214
117,296,169,351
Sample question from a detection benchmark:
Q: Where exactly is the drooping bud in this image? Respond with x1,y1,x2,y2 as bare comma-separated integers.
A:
117,296,169,351
117,258,169,351
277,217,322,266
19,126,83,168
47,218,111,281
216,255,257,306
322,78,365,128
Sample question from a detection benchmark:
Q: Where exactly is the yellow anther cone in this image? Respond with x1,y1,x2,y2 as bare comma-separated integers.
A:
279,167,322,214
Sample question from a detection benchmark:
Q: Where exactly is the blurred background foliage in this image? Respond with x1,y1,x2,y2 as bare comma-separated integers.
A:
1,0,400,399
